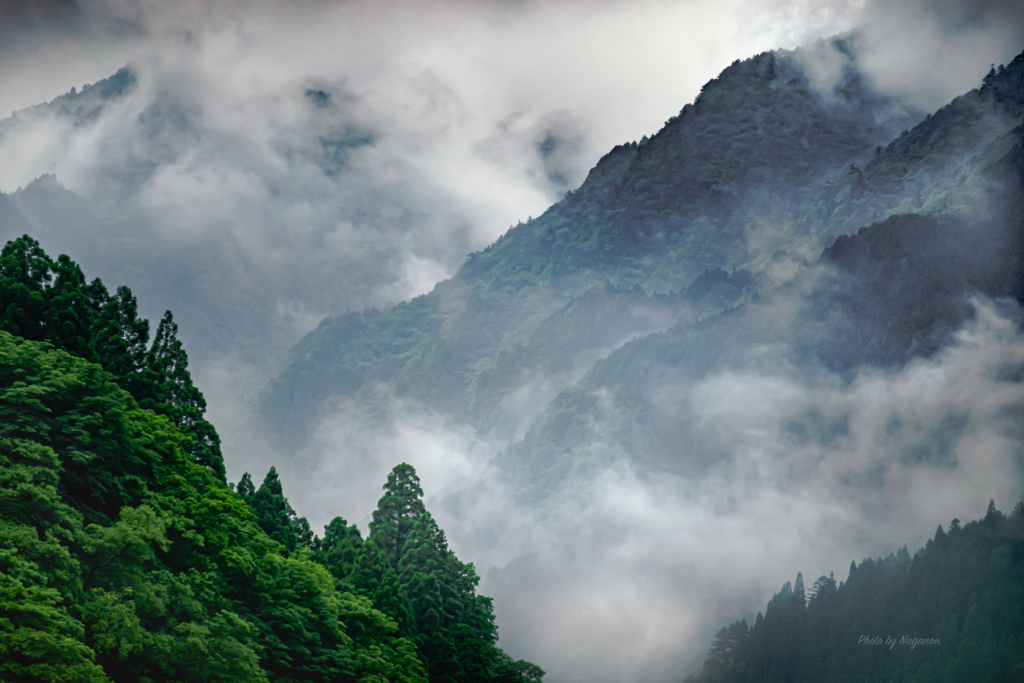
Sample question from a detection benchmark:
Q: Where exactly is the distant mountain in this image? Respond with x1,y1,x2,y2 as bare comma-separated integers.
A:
498,52,1024,501
0,67,384,371
258,35,930,447
260,44,1024,485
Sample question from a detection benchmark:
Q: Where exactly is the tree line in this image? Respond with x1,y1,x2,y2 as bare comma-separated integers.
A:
0,235,543,683
687,501,1024,683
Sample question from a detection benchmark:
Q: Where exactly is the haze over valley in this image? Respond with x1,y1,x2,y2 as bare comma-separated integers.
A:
3,2,1024,682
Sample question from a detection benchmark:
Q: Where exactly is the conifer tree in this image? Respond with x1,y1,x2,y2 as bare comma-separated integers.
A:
316,516,363,583
145,311,225,480
0,237,226,481
350,539,417,636
243,467,314,553
365,463,541,683
369,463,427,566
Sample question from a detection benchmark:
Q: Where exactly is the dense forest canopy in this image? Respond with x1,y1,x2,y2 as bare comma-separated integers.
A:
0,238,543,682
687,502,1024,683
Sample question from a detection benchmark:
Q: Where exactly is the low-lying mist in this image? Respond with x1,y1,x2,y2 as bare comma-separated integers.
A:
4,2,1024,683
218,297,1024,683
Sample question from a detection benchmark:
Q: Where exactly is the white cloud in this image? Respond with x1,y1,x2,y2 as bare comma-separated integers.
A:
4,3,1024,681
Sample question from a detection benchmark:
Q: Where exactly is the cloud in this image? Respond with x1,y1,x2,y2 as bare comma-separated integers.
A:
856,0,1024,110
3,2,1024,682
7,0,1018,373
0,0,882,418
483,299,1024,681
218,297,1024,682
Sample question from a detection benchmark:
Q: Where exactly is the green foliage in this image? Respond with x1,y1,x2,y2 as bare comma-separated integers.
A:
0,330,432,682
370,464,427,567
686,502,1024,683
0,439,108,683
302,462,545,683
238,467,314,554
348,540,415,637
142,311,225,480
396,511,498,683
0,282,539,683
316,516,364,587
0,235,225,481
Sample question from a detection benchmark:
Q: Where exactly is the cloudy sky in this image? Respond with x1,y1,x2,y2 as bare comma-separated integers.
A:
2,0,1021,363
3,1,1024,681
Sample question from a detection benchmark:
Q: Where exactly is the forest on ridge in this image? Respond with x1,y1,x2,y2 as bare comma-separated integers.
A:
0,236,543,682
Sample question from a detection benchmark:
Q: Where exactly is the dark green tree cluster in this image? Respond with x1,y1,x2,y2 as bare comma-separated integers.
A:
0,235,224,480
0,236,542,682
237,468,315,553
687,501,1024,683
237,462,545,683
0,330,426,682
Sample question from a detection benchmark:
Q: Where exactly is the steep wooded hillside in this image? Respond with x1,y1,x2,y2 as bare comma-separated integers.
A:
259,36,927,447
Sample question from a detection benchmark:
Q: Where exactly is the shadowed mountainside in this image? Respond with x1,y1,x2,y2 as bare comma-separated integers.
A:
259,36,939,448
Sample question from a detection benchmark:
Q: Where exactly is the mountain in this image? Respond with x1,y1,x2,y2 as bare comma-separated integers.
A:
686,502,1024,683
258,35,929,447
259,41,1024,499
0,66,393,372
496,51,1024,502
1,25,1022,683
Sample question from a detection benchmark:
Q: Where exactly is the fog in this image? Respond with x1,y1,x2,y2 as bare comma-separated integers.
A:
3,1,1024,682
227,297,1024,682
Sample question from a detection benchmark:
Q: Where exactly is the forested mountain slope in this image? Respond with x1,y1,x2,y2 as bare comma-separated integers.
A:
802,53,1024,244
502,116,1024,500
258,35,925,447
686,502,1024,683
261,45,1024,452
260,45,1024,508
0,241,541,683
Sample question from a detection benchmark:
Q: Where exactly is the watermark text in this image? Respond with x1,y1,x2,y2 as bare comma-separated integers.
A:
857,635,941,650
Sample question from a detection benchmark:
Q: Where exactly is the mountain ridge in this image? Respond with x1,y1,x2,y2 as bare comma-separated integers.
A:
258,35,931,448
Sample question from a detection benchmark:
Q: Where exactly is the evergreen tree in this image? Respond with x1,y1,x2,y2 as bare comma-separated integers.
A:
242,467,314,554
687,503,1024,683
144,311,225,481
350,539,416,637
397,511,498,683
792,572,806,609
369,463,426,566
365,463,542,683
704,620,749,670
316,516,363,585
0,236,226,481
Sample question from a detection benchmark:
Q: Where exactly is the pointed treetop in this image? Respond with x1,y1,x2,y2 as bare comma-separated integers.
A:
986,499,999,519
237,472,255,500
246,467,314,553
369,463,427,566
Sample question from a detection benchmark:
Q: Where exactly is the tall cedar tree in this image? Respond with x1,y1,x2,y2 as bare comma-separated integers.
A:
362,463,545,683
369,463,427,566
